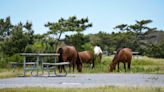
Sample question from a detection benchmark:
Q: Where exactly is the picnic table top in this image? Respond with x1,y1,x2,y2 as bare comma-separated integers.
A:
20,53,60,56
43,62,70,65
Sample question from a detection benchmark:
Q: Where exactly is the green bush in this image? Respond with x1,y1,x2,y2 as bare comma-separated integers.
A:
0,53,7,68
8,54,23,63
82,43,93,51
25,45,34,53
0,53,23,68
146,42,164,58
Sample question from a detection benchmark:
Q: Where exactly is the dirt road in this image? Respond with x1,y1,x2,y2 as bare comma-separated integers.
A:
0,74,163,88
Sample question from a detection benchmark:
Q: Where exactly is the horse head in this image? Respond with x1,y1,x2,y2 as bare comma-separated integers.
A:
109,62,116,72
109,50,118,72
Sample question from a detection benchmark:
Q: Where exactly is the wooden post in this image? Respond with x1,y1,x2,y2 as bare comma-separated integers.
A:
23,56,26,76
36,55,39,76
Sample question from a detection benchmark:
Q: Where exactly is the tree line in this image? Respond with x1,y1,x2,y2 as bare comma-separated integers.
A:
0,16,164,67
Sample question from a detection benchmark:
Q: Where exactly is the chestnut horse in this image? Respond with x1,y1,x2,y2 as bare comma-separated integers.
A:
57,46,82,72
109,48,132,72
79,51,94,69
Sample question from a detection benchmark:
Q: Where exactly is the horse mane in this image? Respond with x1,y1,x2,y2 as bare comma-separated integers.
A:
112,48,122,63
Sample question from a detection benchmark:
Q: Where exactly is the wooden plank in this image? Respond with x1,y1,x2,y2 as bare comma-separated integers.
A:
21,53,60,56
43,62,70,66
21,53,38,56
25,62,36,65
38,53,60,56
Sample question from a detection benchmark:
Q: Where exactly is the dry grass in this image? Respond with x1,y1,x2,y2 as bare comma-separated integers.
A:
0,72,16,78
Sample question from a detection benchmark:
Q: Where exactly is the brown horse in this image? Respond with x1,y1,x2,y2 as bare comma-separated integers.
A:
109,48,132,72
78,51,94,69
57,46,82,72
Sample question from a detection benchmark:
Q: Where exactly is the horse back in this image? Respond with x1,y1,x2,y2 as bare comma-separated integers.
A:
60,46,78,62
117,48,132,62
79,51,93,62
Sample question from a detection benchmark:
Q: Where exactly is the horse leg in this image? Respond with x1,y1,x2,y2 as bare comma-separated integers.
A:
69,64,71,72
128,62,131,70
72,60,75,73
90,60,93,69
99,54,102,63
73,58,77,73
117,62,120,72
62,65,65,73
124,62,126,72
89,59,93,69
68,61,73,73
92,59,95,69
58,65,62,73
72,63,75,73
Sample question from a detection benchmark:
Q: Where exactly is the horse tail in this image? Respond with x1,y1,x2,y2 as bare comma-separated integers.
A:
76,52,82,72
57,48,64,73
92,56,95,69
76,52,82,65
91,52,95,68
58,47,63,63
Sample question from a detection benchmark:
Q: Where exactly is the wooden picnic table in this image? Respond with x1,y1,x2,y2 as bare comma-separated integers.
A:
18,53,70,77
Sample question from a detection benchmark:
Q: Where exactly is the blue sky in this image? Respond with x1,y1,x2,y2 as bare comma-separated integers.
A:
1,0,164,35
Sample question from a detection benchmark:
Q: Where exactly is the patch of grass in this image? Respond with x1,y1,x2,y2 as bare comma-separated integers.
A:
0,70,17,79
81,56,111,73
0,87,163,92
103,56,162,73
132,56,162,66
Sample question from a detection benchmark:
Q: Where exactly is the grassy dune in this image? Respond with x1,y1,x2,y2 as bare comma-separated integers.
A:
0,87,163,92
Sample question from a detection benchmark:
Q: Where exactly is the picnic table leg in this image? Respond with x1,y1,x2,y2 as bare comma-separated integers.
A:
23,56,26,77
36,56,39,76
42,58,44,75
53,66,57,76
31,64,34,76
42,64,44,75
12,64,17,72
63,66,67,77
46,65,50,76
55,65,68,77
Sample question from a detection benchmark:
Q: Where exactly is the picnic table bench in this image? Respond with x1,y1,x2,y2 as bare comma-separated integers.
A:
42,62,70,77
10,53,70,77
10,62,23,72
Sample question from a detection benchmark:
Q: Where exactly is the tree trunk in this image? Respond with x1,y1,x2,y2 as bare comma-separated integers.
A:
54,31,62,52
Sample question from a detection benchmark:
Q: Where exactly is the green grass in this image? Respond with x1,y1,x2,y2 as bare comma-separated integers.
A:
0,55,164,78
82,55,164,73
131,56,164,73
0,87,163,92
